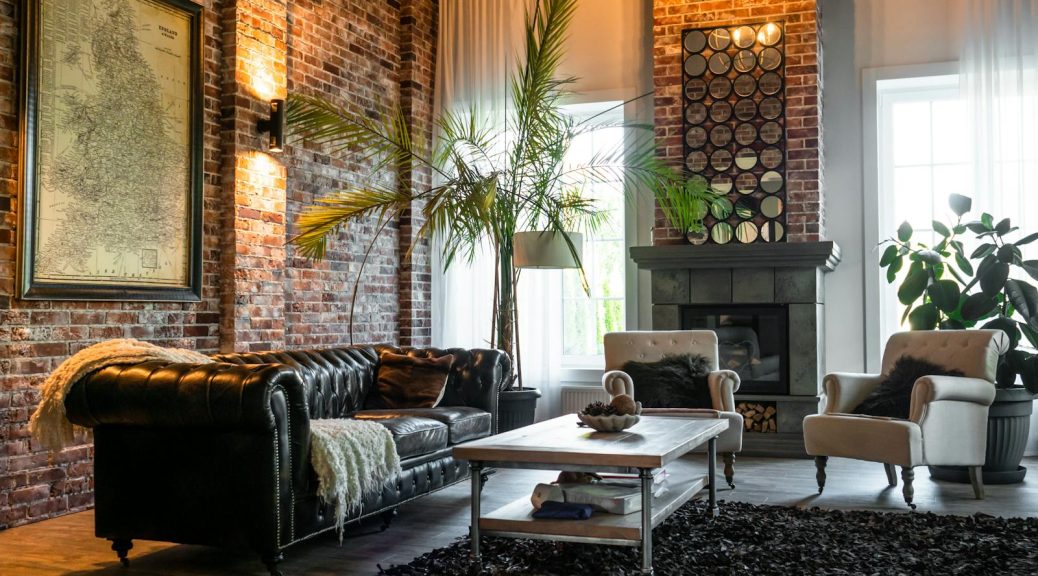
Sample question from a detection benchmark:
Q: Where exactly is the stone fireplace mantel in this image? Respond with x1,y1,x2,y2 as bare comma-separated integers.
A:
630,241,841,272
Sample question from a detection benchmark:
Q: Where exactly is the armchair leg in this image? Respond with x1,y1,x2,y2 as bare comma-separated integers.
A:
110,539,132,567
969,466,985,500
723,453,736,489
901,467,916,509
814,456,828,494
884,463,897,487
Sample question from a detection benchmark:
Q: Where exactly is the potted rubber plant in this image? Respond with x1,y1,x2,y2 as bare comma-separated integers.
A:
879,193,1038,483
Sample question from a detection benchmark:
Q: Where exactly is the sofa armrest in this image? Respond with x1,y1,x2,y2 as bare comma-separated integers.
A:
909,375,996,422
822,372,883,414
707,370,740,412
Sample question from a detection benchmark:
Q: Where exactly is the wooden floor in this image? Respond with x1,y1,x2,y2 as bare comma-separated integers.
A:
2,455,1037,575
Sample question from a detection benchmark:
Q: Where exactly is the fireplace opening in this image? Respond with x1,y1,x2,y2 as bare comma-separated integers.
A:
680,304,788,395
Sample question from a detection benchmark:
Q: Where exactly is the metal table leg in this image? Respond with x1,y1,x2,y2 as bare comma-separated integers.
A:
708,436,719,517
640,467,654,575
470,461,483,565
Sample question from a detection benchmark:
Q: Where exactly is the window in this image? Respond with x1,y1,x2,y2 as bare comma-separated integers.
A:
560,102,626,362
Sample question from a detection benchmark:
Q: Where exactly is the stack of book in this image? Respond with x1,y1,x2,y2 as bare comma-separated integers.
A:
530,470,669,515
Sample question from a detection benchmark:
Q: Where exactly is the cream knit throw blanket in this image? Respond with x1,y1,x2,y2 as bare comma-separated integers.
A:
309,418,401,538
28,338,214,452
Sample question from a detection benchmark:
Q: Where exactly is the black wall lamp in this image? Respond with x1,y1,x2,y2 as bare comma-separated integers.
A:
257,99,285,153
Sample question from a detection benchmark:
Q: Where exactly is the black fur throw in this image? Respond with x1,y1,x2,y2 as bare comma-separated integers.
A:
622,354,713,409
853,355,964,419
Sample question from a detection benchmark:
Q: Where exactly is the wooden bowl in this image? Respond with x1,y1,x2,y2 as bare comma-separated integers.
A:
577,413,641,432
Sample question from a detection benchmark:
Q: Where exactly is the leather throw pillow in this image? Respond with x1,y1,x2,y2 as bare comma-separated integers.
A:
854,355,964,420
621,354,713,409
369,351,454,410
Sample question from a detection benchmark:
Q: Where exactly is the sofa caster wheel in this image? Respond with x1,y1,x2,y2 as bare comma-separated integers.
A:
110,539,132,567
380,508,398,531
263,552,284,576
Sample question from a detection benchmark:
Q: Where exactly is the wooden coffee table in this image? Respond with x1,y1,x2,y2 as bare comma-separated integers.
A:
452,415,729,575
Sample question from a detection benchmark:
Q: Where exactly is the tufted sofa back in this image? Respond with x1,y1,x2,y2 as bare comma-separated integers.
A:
881,329,1009,382
604,331,720,372
212,344,509,420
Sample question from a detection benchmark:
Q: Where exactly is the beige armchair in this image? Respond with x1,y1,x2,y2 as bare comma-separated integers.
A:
803,330,1008,508
602,330,743,487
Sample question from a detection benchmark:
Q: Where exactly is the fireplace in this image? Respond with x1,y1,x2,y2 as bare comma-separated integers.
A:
681,304,788,395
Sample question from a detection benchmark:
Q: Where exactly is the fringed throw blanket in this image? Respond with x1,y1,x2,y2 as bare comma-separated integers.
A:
28,338,214,452
309,419,401,537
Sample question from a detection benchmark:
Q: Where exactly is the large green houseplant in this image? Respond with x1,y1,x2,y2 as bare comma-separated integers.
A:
285,0,682,404
879,193,1038,482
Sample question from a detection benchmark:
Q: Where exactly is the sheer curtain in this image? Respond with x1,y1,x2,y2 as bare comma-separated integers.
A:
961,0,1038,262
432,0,563,420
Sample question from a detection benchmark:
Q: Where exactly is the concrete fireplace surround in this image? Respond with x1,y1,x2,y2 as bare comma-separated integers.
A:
631,241,841,457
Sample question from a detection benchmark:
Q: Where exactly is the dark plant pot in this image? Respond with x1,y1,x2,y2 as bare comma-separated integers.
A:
929,386,1035,485
497,388,541,433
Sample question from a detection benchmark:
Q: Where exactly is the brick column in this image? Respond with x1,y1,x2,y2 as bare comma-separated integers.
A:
220,0,289,352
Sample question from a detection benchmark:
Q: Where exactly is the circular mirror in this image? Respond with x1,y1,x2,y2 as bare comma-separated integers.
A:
711,222,734,244
709,76,732,99
760,170,783,192
684,30,707,53
686,126,707,148
733,26,755,49
710,197,733,220
708,29,731,51
709,101,733,123
711,174,733,194
757,22,782,46
684,54,707,77
734,74,756,97
686,78,707,101
735,197,758,220
760,121,783,144
708,52,732,75
686,102,708,124
686,228,709,245
686,151,708,173
761,146,783,169
735,171,757,194
735,122,757,146
733,50,756,73
736,221,759,243
759,72,782,95
762,220,785,242
735,147,758,170
710,149,733,171
760,97,782,119
759,47,783,71
734,98,756,121
761,195,784,218
710,125,733,147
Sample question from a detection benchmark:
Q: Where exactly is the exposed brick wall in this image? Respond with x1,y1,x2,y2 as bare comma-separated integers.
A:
0,0,437,528
652,0,824,243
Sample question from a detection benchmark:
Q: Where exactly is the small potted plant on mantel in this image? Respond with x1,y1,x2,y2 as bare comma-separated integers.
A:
653,176,726,244
879,193,1038,484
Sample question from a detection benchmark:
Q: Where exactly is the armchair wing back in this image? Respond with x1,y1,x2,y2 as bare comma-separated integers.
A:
881,329,1008,382
603,330,720,371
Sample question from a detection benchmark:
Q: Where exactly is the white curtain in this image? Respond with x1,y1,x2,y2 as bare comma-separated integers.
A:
432,0,563,420
961,0,1038,262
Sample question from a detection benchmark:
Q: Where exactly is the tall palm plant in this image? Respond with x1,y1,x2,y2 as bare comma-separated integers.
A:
287,0,684,386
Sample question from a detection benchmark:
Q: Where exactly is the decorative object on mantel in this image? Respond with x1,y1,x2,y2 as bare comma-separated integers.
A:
879,193,1038,483
682,22,787,245
652,176,726,245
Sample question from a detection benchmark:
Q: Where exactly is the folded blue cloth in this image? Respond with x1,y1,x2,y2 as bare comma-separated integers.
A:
532,500,594,520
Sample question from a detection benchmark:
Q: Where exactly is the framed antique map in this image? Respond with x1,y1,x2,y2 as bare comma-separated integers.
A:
18,0,203,301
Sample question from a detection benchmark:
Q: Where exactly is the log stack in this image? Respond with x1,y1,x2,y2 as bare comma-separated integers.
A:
736,402,777,433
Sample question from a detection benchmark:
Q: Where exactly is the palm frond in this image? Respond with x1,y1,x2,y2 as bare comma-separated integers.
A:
290,186,410,261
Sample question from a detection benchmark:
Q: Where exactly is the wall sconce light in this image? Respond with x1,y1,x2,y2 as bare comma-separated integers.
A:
257,99,285,153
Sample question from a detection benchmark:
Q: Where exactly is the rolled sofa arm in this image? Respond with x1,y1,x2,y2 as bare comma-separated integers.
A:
821,372,883,414
707,370,740,412
908,375,996,422
65,361,307,431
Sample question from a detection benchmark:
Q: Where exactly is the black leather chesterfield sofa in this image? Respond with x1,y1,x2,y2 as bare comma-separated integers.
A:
63,344,509,575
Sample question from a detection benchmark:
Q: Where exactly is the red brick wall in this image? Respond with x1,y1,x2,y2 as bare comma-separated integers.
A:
0,0,437,528
652,0,823,243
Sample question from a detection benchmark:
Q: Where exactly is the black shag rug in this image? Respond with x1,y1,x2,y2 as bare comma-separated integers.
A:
379,501,1038,575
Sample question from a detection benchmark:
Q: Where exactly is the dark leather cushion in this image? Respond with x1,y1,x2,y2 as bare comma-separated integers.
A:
367,351,454,410
357,416,448,459
354,407,491,444
854,355,964,419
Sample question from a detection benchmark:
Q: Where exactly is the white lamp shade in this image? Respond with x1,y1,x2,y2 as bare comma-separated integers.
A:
512,231,583,269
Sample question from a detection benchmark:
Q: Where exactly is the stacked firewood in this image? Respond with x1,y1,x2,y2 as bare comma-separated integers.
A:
737,402,777,433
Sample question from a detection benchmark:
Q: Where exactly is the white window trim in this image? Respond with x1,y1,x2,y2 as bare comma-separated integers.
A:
862,62,958,373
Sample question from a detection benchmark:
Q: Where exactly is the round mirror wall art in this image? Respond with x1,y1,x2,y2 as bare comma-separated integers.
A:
681,23,787,244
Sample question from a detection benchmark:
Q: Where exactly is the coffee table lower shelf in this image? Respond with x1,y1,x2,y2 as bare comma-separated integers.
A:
479,458,708,546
